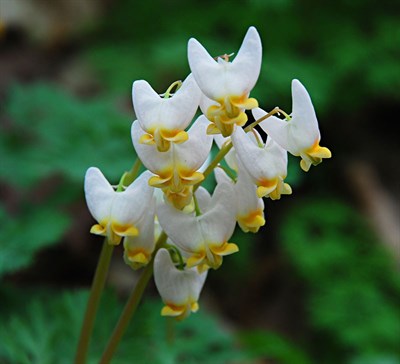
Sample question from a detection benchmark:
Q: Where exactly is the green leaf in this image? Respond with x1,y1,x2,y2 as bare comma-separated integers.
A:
0,289,249,364
0,204,70,279
239,330,313,364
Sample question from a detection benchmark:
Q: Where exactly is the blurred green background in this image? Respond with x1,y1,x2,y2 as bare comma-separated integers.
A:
0,0,399,363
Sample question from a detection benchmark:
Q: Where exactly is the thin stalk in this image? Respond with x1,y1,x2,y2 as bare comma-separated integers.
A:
99,232,168,364
194,142,233,191
244,107,280,132
75,240,114,364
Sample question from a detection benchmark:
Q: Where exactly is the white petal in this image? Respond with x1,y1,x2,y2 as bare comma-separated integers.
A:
174,115,213,171
214,134,238,172
123,198,156,254
214,167,232,185
131,120,173,173
84,167,114,223
154,248,207,305
236,161,264,216
232,127,288,181
254,108,292,152
133,75,200,132
199,182,237,243
290,79,321,150
132,75,201,132
188,27,261,100
157,200,203,253
112,170,154,224
199,92,218,115
194,186,212,212
229,26,262,95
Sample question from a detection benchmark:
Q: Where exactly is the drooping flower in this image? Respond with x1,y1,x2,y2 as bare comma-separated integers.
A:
188,26,262,137
154,248,207,320
132,74,201,152
231,127,292,199
123,196,156,270
254,79,332,172
132,115,213,209
157,182,238,272
214,135,265,233
84,168,154,245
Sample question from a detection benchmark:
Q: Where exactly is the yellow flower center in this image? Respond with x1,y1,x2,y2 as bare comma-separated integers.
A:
300,139,332,172
206,95,258,137
237,208,265,233
139,128,188,152
161,301,199,320
90,220,139,245
186,241,239,272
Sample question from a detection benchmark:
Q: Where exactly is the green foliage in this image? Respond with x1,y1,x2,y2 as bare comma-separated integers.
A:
0,203,70,279
280,198,400,362
84,0,399,116
0,289,248,364
240,330,313,364
1,83,135,188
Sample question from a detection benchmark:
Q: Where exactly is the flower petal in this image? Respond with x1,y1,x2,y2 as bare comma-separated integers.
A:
84,167,114,224
199,182,237,244
132,74,201,132
174,115,213,171
112,170,154,225
154,248,207,306
254,107,291,152
157,199,203,254
131,120,173,173
229,26,262,95
188,27,261,100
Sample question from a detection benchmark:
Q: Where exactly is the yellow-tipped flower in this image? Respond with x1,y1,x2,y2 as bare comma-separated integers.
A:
84,168,154,245
231,127,292,200
157,182,238,272
132,74,201,152
255,79,332,172
132,115,213,209
154,248,207,320
188,26,262,137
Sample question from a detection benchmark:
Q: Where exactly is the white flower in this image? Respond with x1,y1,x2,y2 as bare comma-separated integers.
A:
231,127,292,199
215,164,265,233
123,196,156,270
84,168,154,245
188,26,262,137
214,135,265,232
132,115,213,209
132,74,201,152
254,79,332,172
157,182,238,272
154,248,207,320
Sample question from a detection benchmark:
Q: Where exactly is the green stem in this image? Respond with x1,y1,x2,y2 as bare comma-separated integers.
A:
75,240,114,364
195,142,233,191
244,107,280,132
99,232,168,364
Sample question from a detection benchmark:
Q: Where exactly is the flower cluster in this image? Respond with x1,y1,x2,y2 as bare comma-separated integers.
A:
84,26,331,320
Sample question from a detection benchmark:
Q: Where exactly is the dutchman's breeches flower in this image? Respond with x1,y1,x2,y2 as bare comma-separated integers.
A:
154,248,207,320
132,74,201,152
232,127,292,200
81,25,332,330
84,168,155,246
132,115,213,209
254,79,332,172
214,136,265,233
123,197,156,270
188,26,262,137
157,182,238,272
